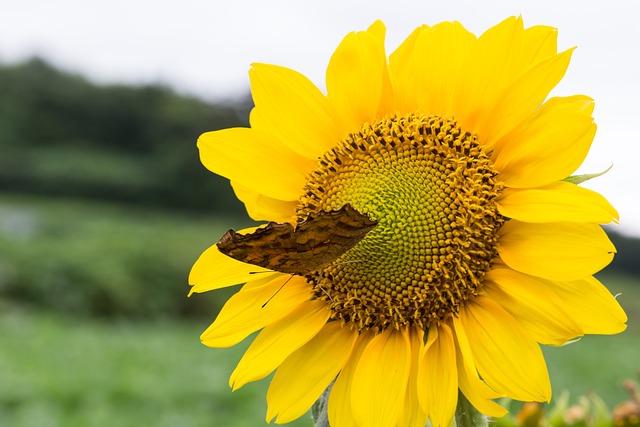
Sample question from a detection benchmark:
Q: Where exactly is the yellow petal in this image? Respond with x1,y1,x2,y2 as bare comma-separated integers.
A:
388,25,427,113
328,330,375,427
266,322,358,424
230,299,330,390
418,21,475,117
484,267,583,345
497,181,619,224
541,94,595,116
552,276,627,334
351,328,411,427
368,21,394,119
418,323,458,427
249,63,343,159
461,296,551,402
498,220,615,281
520,25,558,65
230,181,297,222
200,275,311,348
492,97,595,188
454,16,525,137
197,127,316,200
390,21,475,118
399,326,428,427
326,21,392,133
452,317,508,417
482,48,574,149
188,234,275,295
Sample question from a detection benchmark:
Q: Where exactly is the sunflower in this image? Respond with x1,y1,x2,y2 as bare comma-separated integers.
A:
190,17,627,427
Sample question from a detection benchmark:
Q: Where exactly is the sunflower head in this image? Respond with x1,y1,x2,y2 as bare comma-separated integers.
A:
191,17,627,427
299,113,505,332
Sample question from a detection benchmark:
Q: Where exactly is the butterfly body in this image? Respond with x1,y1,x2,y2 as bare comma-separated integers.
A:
216,204,377,275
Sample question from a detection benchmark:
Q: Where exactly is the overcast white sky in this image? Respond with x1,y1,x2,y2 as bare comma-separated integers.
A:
2,0,639,236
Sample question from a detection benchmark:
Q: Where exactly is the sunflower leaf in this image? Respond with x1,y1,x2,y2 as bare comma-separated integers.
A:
563,165,612,185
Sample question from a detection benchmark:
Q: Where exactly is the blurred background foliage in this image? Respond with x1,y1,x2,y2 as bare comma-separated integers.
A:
0,57,250,213
0,58,638,426
0,58,254,320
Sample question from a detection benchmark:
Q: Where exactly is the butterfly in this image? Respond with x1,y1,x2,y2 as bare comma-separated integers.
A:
216,204,377,275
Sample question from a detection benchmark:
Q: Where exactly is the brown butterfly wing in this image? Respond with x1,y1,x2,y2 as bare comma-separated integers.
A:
216,204,377,274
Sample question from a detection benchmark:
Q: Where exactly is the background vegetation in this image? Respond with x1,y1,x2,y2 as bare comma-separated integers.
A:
0,58,250,213
0,58,638,426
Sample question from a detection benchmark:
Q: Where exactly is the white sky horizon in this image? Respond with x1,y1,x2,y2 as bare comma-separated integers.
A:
2,0,639,237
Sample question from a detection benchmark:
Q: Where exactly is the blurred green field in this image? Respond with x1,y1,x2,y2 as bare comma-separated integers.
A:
543,271,640,403
0,307,312,427
0,193,638,426
0,292,637,427
0,192,251,319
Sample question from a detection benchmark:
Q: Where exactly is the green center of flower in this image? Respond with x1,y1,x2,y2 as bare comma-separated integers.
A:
297,114,504,332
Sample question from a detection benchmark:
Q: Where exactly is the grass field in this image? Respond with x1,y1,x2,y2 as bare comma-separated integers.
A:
0,192,252,319
1,193,638,426
1,277,637,427
0,307,313,427
543,271,640,404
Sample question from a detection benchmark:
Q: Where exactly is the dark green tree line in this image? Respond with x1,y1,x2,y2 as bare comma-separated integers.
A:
0,57,249,214
607,229,640,277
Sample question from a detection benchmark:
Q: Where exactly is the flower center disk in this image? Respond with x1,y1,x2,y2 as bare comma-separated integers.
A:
297,114,504,332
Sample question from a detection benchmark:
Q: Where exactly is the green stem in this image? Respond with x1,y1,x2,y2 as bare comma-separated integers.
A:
455,391,488,427
313,386,487,427
311,384,331,427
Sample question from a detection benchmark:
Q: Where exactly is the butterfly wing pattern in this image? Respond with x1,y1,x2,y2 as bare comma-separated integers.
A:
216,204,378,275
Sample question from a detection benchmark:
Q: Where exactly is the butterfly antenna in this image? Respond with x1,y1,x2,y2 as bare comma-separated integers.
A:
318,285,334,303
261,275,293,308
